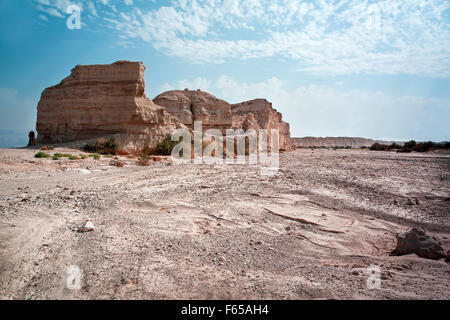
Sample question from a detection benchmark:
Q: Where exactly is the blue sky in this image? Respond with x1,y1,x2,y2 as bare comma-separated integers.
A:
0,0,449,147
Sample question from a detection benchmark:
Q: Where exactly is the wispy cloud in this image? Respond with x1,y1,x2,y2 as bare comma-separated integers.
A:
35,0,450,77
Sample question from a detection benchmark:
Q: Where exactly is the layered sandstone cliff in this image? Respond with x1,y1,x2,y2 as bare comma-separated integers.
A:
36,61,183,150
153,89,232,132
231,99,293,151
153,91,293,151
292,137,402,148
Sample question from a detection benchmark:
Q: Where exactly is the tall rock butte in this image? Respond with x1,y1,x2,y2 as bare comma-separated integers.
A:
36,61,183,150
36,61,293,152
153,90,293,151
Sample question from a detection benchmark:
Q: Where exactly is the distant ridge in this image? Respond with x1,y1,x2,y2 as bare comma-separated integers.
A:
292,137,403,148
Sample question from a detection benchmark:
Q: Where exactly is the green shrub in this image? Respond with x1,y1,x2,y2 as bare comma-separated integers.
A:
84,137,119,155
68,155,79,160
371,140,450,153
88,153,101,160
370,143,386,151
80,154,88,159
154,135,180,156
35,152,51,158
404,140,417,149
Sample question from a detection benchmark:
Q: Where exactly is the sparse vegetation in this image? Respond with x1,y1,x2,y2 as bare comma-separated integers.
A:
155,135,180,156
332,146,352,150
137,154,150,166
84,137,119,155
34,152,51,158
89,153,101,160
51,153,96,160
370,140,450,153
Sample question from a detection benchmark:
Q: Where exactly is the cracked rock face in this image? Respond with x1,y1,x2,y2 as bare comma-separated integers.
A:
154,91,294,151
36,61,183,151
231,99,293,151
153,89,232,132
393,228,447,260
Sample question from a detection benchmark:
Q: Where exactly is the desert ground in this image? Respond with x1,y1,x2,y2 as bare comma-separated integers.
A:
0,147,449,300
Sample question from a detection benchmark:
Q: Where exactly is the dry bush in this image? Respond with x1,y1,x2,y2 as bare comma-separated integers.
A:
84,137,119,155
116,149,130,156
137,155,150,166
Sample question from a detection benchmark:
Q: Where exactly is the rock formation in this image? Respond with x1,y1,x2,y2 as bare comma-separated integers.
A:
392,228,447,260
154,91,293,151
153,89,232,132
27,131,36,146
36,61,183,151
292,137,402,149
231,99,293,151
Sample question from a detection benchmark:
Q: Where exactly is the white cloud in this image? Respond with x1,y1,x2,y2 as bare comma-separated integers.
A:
160,77,212,93
36,5,64,18
159,77,450,141
87,1,97,16
102,0,450,77
34,0,450,77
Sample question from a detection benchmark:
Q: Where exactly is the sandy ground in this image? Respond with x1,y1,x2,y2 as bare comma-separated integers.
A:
0,147,449,300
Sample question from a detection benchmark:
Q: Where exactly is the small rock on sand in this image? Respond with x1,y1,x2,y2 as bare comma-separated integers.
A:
78,220,95,233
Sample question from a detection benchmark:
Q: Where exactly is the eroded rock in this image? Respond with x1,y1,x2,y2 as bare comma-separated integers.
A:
392,228,447,260
153,89,232,132
36,61,184,151
154,91,294,151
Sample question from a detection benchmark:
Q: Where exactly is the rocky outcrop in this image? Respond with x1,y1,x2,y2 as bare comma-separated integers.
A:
36,61,183,151
231,99,293,151
153,89,232,132
154,91,293,151
292,137,401,148
392,228,447,260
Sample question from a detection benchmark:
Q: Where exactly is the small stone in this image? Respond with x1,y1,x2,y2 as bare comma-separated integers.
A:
352,270,360,276
78,220,95,233
109,159,124,168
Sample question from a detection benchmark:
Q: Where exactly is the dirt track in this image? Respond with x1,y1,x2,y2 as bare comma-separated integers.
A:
0,148,449,299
